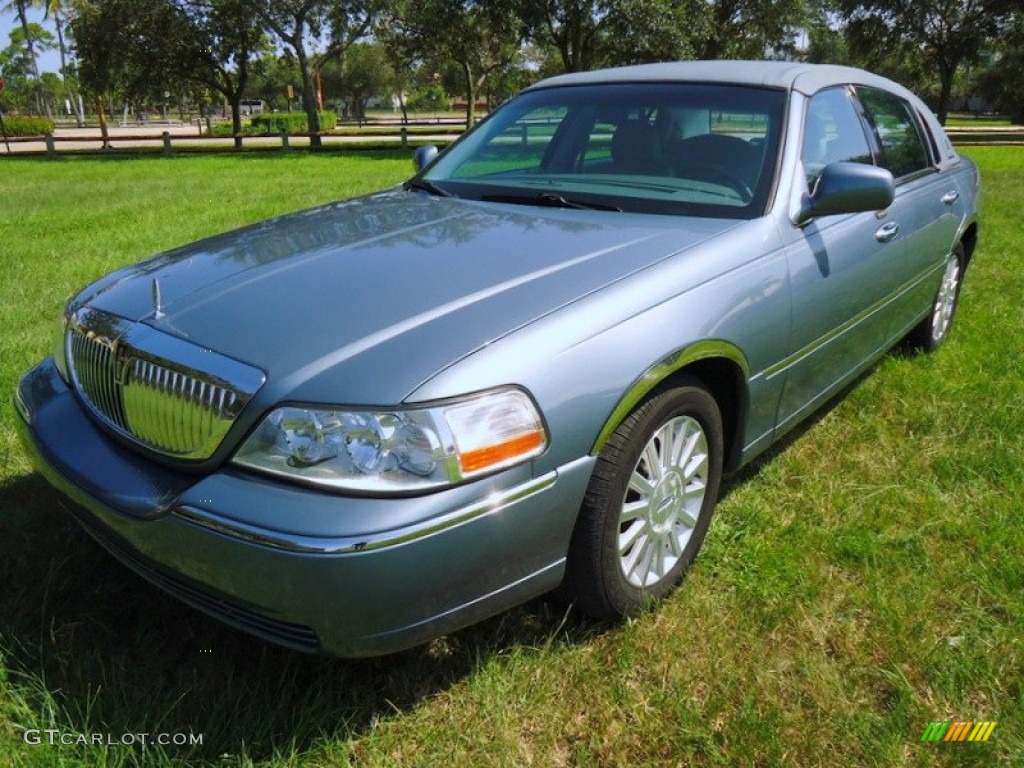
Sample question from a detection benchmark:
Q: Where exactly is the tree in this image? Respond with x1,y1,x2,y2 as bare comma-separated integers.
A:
976,11,1024,123
248,50,300,111
837,0,1013,124
386,0,528,129
334,42,392,122
245,0,379,148
518,0,606,73
521,0,807,74
520,0,706,72
37,0,84,124
696,0,809,60
382,42,414,122
1,21,55,114
69,0,124,144
2,0,52,116
174,0,264,148
803,5,851,65
72,0,264,145
602,0,709,65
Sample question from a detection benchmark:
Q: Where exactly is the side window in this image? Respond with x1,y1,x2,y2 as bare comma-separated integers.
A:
855,87,931,179
802,87,873,188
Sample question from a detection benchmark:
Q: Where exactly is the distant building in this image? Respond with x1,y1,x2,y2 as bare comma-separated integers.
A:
239,100,265,116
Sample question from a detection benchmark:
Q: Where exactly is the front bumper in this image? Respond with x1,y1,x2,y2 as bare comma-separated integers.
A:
15,358,595,657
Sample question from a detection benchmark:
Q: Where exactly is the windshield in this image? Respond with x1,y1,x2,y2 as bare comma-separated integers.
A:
422,82,787,218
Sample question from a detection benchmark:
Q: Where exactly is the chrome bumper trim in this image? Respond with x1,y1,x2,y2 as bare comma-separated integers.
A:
13,378,31,423
172,464,572,555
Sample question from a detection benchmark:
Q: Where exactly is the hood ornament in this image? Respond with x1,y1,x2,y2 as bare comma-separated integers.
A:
152,278,165,320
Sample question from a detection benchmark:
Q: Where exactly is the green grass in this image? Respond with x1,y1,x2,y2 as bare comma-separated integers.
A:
945,114,1014,128
1,149,1022,767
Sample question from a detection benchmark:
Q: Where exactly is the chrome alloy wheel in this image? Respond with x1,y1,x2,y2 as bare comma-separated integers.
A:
618,415,709,588
931,251,962,343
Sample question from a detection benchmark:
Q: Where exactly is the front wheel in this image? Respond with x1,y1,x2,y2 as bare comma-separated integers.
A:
906,242,966,352
563,383,724,619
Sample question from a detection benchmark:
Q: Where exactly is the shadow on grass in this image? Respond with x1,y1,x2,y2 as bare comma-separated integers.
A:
0,473,598,763
719,365,878,500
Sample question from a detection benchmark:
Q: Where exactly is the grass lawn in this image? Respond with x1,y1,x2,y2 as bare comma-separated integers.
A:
945,115,1014,128
1,149,1021,767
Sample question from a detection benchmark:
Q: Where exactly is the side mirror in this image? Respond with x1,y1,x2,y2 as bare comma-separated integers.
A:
795,162,895,226
413,145,439,172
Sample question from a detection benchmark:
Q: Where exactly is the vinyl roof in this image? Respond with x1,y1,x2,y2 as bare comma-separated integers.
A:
527,60,915,100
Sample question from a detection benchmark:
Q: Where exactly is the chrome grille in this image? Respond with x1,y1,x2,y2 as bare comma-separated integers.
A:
68,328,129,429
122,358,240,456
65,308,265,460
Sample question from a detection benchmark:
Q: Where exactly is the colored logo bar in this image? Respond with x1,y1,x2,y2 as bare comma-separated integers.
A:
920,721,997,742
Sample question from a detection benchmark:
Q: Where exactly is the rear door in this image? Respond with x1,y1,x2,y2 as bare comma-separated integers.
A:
853,86,964,339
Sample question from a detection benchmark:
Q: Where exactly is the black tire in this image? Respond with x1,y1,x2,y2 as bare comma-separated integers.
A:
906,242,966,352
563,382,724,619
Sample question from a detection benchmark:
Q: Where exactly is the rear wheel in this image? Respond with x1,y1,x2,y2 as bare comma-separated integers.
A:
564,383,724,619
906,242,966,352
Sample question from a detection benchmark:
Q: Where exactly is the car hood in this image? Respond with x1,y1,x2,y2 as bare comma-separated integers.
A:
77,190,738,404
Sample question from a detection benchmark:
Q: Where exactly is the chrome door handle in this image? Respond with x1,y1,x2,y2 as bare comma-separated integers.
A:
942,190,960,205
875,221,900,243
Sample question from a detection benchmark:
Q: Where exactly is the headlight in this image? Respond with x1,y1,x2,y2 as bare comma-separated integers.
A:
233,388,547,493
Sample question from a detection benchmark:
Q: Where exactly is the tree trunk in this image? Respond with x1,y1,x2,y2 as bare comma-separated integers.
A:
295,44,322,149
233,64,250,150
230,93,244,150
52,11,81,125
551,17,581,73
54,13,68,77
96,95,109,148
571,11,586,71
461,61,475,130
398,90,409,125
937,64,955,126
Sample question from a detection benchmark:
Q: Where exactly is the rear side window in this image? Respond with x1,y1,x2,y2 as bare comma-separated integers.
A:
855,87,931,179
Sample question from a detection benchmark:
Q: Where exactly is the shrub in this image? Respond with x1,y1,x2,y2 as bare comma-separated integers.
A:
1,116,55,137
407,86,450,113
205,122,261,137
250,111,338,134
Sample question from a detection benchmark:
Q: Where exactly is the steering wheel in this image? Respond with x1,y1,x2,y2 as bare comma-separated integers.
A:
677,165,753,202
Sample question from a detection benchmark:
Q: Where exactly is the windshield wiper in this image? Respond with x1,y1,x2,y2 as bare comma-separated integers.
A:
481,191,621,212
403,178,455,198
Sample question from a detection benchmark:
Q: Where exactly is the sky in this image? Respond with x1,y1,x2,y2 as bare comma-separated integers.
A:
1,5,64,74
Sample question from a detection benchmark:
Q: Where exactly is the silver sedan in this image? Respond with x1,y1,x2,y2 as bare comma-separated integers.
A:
16,61,980,656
